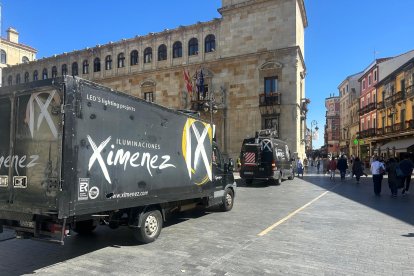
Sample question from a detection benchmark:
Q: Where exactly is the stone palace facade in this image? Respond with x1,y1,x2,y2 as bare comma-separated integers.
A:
2,0,308,160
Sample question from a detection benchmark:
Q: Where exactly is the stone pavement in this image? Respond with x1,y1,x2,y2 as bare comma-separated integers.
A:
0,169,414,275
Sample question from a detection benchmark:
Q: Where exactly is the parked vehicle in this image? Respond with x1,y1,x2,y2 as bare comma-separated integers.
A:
239,129,294,185
0,76,236,244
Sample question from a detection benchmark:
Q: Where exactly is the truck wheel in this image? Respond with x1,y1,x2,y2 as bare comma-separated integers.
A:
134,209,162,244
271,174,281,185
220,188,234,212
73,220,97,235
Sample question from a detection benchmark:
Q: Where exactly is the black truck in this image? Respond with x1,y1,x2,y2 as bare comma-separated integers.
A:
239,129,294,185
0,76,236,244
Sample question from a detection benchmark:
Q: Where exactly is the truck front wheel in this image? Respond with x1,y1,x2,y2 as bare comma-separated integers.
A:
220,188,234,212
134,209,163,244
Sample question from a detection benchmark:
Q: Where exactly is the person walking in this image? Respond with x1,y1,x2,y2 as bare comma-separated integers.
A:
352,157,364,184
296,158,304,177
370,156,386,196
386,158,403,197
316,159,321,173
399,154,414,195
303,158,309,173
337,155,348,181
328,157,337,181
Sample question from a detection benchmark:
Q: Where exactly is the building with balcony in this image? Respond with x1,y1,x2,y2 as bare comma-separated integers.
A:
0,27,37,86
324,95,340,155
374,51,414,159
2,0,308,160
338,71,362,157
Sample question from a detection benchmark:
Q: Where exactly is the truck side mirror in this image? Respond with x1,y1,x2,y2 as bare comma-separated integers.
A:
227,158,234,172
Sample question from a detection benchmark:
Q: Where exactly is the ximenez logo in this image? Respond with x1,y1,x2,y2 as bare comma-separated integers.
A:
87,135,175,184
182,118,213,185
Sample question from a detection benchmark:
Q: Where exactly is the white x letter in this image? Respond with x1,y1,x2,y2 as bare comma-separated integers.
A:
87,136,112,184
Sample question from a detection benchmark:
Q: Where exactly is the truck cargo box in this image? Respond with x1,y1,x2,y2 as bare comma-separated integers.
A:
0,76,235,244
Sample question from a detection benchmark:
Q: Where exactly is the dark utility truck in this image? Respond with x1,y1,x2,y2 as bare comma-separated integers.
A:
0,76,236,244
239,129,294,185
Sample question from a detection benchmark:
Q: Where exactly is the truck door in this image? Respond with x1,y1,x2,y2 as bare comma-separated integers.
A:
212,145,226,190
8,90,62,212
0,97,11,203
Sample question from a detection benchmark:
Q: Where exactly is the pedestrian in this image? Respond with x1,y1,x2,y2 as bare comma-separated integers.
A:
399,154,414,195
337,154,348,181
296,158,304,177
386,158,404,197
316,159,321,173
303,158,309,173
370,156,386,196
328,157,337,180
352,157,364,184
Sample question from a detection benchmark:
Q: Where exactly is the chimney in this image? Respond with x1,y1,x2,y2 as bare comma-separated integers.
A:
7,27,19,44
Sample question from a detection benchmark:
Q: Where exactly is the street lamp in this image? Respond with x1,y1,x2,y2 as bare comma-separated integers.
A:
310,120,319,151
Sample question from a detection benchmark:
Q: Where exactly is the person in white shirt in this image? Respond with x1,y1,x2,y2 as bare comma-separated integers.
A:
370,156,386,196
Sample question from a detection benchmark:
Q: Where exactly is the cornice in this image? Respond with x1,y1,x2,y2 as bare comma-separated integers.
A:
0,38,37,53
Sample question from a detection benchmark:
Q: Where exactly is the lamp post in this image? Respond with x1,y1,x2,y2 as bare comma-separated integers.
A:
310,120,319,151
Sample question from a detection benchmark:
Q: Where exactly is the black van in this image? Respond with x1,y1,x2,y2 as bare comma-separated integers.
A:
239,130,294,185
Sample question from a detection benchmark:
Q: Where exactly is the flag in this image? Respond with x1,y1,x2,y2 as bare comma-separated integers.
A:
183,69,193,96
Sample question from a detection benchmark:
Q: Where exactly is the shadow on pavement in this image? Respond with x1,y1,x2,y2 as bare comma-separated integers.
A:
303,168,414,227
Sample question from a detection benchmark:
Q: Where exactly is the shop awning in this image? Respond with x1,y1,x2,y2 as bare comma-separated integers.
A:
379,138,414,153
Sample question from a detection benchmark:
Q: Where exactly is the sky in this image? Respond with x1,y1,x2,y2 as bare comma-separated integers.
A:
2,0,414,148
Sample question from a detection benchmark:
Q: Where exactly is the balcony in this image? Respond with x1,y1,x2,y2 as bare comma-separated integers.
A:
406,85,414,99
358,128,376,138
259,93,281,106
376,120,414,136
377,101,385,110
359,102,376,115
384,90,405,107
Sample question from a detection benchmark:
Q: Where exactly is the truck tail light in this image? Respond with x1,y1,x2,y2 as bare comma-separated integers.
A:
272,160,277,171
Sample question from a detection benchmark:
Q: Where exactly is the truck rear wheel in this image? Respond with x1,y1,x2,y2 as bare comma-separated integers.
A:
134,209,162,244
220,188,234,212
73,219,97,235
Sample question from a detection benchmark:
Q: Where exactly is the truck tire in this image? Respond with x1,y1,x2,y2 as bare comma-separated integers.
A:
134,209,163,244
220,188,234,212
73,220,97,235
288,170,295,180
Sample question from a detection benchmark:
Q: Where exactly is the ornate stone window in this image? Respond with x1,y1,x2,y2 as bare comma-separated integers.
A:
173,41,182,58
83,60,89,74
105,55,112,70
22,56,29,63
72,62,78,76
118,53,125,68
264,77,278,95
141,79,156,102
62,64,68,76
94,58,101,72
1,50,6,64
158,44,167,61
42,68,48,80
33,70,38,81
7,75,12,86
52,66,58,78
16,74,21,84
130,50,138,65
144,47,152,64
205,34,215,53
188,38,198,56
24,72,29,83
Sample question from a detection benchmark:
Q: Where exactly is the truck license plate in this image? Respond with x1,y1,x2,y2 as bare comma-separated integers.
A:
19,221,35,228
244,172,253,175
